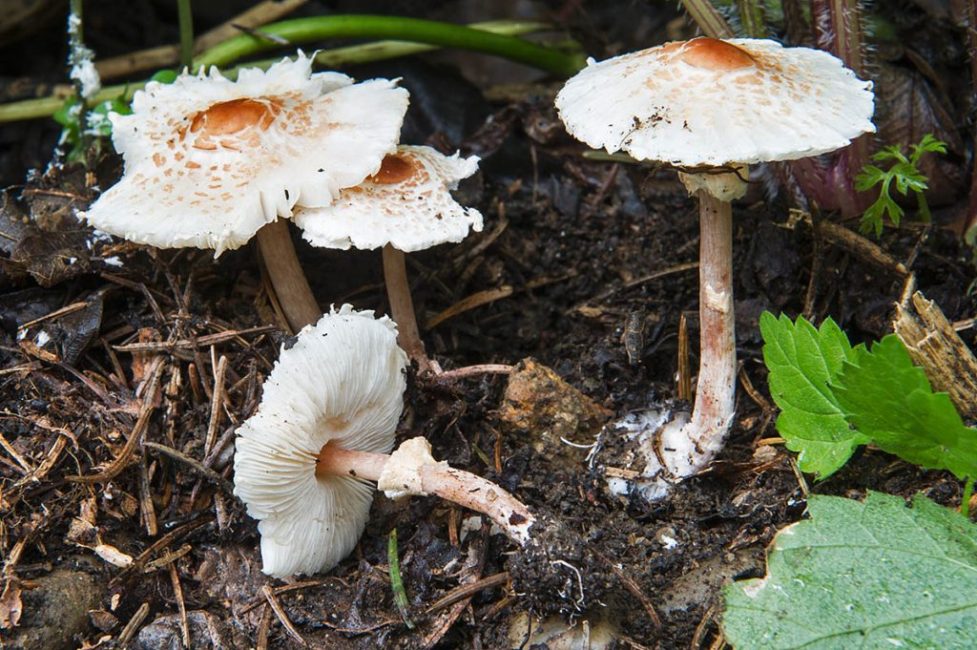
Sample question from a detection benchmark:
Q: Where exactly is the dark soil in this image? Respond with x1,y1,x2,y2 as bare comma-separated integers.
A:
2,2,976,649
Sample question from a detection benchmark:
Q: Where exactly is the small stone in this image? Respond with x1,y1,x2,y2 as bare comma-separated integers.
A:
499,358,612,463
6,569,101,650
134,610,241,650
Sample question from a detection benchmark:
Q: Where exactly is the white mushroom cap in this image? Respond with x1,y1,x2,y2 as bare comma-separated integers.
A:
81,53,409,254
555,37,875,166
294,145,482,253
233,305,407,578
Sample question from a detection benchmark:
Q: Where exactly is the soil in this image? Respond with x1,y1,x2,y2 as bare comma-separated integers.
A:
2,2,976,649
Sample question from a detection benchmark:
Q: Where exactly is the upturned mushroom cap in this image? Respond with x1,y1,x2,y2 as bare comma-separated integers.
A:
81,53,409,254
555,37,875,166
294,145,482,253
233,305,407,578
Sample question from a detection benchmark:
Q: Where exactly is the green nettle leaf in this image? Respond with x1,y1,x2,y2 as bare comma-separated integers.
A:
759,312,870,478
833,335,977,481
723,492,977,649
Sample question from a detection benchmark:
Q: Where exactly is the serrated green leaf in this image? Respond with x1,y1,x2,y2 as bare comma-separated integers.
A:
858,134,946,236
723,491,977,650
760,312,870,478
833,335,977,481
854,164,886,191
872,144,908,164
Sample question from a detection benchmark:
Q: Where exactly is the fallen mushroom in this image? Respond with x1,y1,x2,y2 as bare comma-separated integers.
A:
233,305,532,578
556,37,875,499
293,145,482,374
79,53,408,332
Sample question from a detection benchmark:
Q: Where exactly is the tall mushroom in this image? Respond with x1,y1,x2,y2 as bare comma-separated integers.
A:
555,38,875,498
293,145,482,374
79,53,408,332
233,305,532,578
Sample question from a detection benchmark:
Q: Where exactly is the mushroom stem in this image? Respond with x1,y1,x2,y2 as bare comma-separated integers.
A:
317,440,535,545
256,220,321,333
685,190,737,461
636,176,739,498
382,245,437,374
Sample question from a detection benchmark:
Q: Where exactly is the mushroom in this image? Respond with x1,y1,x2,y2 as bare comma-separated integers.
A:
555,38,875,498
233,305,533,577
294,144,482,374
79,53,408,332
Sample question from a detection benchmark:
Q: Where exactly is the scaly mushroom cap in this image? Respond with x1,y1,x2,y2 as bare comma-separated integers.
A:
233,305,407,578
294,145,482,253
555,38,875,166
81,53,409,254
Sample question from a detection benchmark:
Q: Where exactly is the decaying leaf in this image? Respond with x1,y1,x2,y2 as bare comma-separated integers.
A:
0,579,23,630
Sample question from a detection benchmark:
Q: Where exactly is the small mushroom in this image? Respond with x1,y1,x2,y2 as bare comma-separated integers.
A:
79,53,408,331
294,145,482,373
233,305,532,578
556,38,875,498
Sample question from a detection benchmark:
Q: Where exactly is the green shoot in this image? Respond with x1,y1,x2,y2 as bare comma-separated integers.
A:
0,18,576,124
855,134,948,237
53,96,131,163
387,528,415,629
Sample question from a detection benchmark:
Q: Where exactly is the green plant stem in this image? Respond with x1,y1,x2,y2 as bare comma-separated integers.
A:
387,528,415,629
194,15,585,75
736,0,767,37
0,19,563,123
679,0,736,38
963,478,974,518
177,0,194,69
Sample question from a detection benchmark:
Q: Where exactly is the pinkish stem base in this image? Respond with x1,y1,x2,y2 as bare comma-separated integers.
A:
635,189,737,499
316,442,534,544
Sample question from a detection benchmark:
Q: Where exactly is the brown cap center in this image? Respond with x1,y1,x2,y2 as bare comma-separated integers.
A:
189,98,280,137
677,38,755,71
370,154,415,185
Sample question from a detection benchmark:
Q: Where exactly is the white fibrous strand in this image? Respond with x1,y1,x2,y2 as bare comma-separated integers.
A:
67,11,101,100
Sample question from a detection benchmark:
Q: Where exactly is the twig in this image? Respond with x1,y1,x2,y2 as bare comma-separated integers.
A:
67,358,164,483
16,301,88,332
205,355,228,455
117,602,150,646
261,584,307,647
142,442,234,493
424,572,509,615
95,0,309,79
574,261,699,310
785,209,908,275
594,551,661,629
169,562,191,647
145,544,193,572
113,325,277,353
430,364,513,384
137,454,158,536
256,604,272,650
0,431,33,474
240,578,348,614
114,516,213,583
425,286,513,330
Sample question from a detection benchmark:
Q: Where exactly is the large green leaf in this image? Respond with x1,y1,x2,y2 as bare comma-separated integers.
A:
759,312,870,478
723,492,977,649
833,335,977,481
